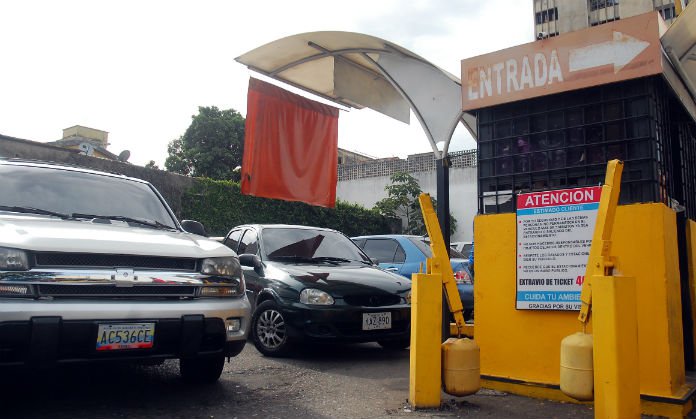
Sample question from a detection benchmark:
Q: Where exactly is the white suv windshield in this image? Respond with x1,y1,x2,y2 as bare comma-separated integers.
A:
0,164,177,229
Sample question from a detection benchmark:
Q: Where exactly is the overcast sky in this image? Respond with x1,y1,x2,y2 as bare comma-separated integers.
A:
0,0,533,167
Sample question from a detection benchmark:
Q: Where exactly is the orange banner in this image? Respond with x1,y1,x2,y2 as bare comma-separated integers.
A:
241,78,339,208
461,12,663,111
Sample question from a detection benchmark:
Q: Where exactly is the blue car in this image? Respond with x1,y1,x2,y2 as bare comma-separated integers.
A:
352,234,473,320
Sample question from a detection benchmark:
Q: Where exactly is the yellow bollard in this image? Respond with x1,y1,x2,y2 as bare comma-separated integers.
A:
409,272,443,408
442,337,480,396
592,275,640,419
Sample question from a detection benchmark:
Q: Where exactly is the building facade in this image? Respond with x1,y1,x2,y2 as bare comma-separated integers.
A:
533,0,689,38
336,150,478,242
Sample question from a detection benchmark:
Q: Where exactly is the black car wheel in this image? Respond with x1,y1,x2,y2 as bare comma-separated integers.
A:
180,355,225,384
378,337,411,350
252,300,293,357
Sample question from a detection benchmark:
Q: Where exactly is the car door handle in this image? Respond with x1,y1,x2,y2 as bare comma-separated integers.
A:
385,267,399,272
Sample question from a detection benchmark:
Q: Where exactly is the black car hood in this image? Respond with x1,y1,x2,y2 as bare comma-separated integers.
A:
265,261,410,297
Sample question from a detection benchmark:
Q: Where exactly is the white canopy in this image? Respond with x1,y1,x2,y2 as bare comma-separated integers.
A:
236,31,476,159
662,3,696,120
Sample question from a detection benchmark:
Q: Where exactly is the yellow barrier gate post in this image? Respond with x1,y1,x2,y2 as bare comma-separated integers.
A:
418,194,467,333
409,194,476,408
409,267,443,408
576,160,641,419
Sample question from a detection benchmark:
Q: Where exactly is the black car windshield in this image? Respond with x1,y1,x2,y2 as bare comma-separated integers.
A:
0,164,177,229
262,227,371,263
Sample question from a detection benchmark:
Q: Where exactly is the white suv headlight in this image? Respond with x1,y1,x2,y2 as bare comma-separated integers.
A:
0,247,29,271
300,288,334,305
201,257,241,278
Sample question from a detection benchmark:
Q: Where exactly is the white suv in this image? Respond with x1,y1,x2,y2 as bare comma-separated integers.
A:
0,159,250,383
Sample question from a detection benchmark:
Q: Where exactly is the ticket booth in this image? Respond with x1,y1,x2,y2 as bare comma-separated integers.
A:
462,11,696,418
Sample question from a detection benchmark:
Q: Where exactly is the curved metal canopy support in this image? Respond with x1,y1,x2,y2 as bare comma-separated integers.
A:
236,31,475,252
235,31,478,157
364,51,465,158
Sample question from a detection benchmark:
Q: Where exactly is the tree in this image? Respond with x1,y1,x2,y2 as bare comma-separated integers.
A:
165,106,245,180
373,172,457,236
145,160,159,170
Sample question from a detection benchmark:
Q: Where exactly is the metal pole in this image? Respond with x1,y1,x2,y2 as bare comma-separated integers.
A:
435,157,451,251
436,156,451,340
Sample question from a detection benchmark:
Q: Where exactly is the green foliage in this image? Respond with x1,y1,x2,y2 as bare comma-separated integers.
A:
181,178,397,237
373,172,457,236
165,106,245,181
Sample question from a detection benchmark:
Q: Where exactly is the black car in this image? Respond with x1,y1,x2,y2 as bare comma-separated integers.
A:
222,224,411,356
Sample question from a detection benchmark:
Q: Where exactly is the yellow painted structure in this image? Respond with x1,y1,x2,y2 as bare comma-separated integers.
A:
578,160,623,325
409,193,482,407
560,332,594,401
62,125,109,147
449,323,474,338
418,194,467,333
688,220,696,367
442,337,480,396
592,274,640,418
475,203,693,417
409,272,443,408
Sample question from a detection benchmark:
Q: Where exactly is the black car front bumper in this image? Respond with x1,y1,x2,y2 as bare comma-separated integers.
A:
280,302,410,343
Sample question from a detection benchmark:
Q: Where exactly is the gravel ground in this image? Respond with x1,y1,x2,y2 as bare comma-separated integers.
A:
0,342,602,419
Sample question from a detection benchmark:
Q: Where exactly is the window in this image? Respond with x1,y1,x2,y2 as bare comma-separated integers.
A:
0,165,178,229
238,229,259,255
352,238,366,248
590,17,620,26
363,239,400,264
656,5,675,20
590,0,618,11
394,245,406,263
535,7,558,24
224,229,243,253
262,227,370,262
476,77,672,215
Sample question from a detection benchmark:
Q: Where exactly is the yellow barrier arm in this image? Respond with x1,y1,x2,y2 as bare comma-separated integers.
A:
577,159,624,324
418,193,467,333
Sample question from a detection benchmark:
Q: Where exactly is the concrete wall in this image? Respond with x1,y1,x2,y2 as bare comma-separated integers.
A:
620,0,655,20
0,134,196,218
336,166,478,242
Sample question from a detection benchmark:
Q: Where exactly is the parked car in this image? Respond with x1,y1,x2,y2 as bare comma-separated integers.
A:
450,241,473,256
221,224,411,356
0,159,250,383
352,234,473,320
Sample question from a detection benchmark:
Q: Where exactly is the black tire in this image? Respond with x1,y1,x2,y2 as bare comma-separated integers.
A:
464,309,474,322
378,337,411,350
180,355,225,384
252,300,293,357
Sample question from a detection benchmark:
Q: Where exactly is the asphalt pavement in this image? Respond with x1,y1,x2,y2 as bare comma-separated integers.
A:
0,342,619,418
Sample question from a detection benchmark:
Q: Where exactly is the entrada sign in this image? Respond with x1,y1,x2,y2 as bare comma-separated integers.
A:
461,12,663,111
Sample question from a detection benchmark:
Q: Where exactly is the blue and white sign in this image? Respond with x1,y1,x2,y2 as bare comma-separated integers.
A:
516,186,601,310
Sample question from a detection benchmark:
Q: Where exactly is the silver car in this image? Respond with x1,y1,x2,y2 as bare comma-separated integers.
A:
0,159,250,383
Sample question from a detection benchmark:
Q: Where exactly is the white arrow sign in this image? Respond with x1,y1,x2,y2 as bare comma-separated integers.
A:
569,31,650,74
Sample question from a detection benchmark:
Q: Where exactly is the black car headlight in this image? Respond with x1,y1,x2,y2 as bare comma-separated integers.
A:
300,288,334,305
0,247,29,271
